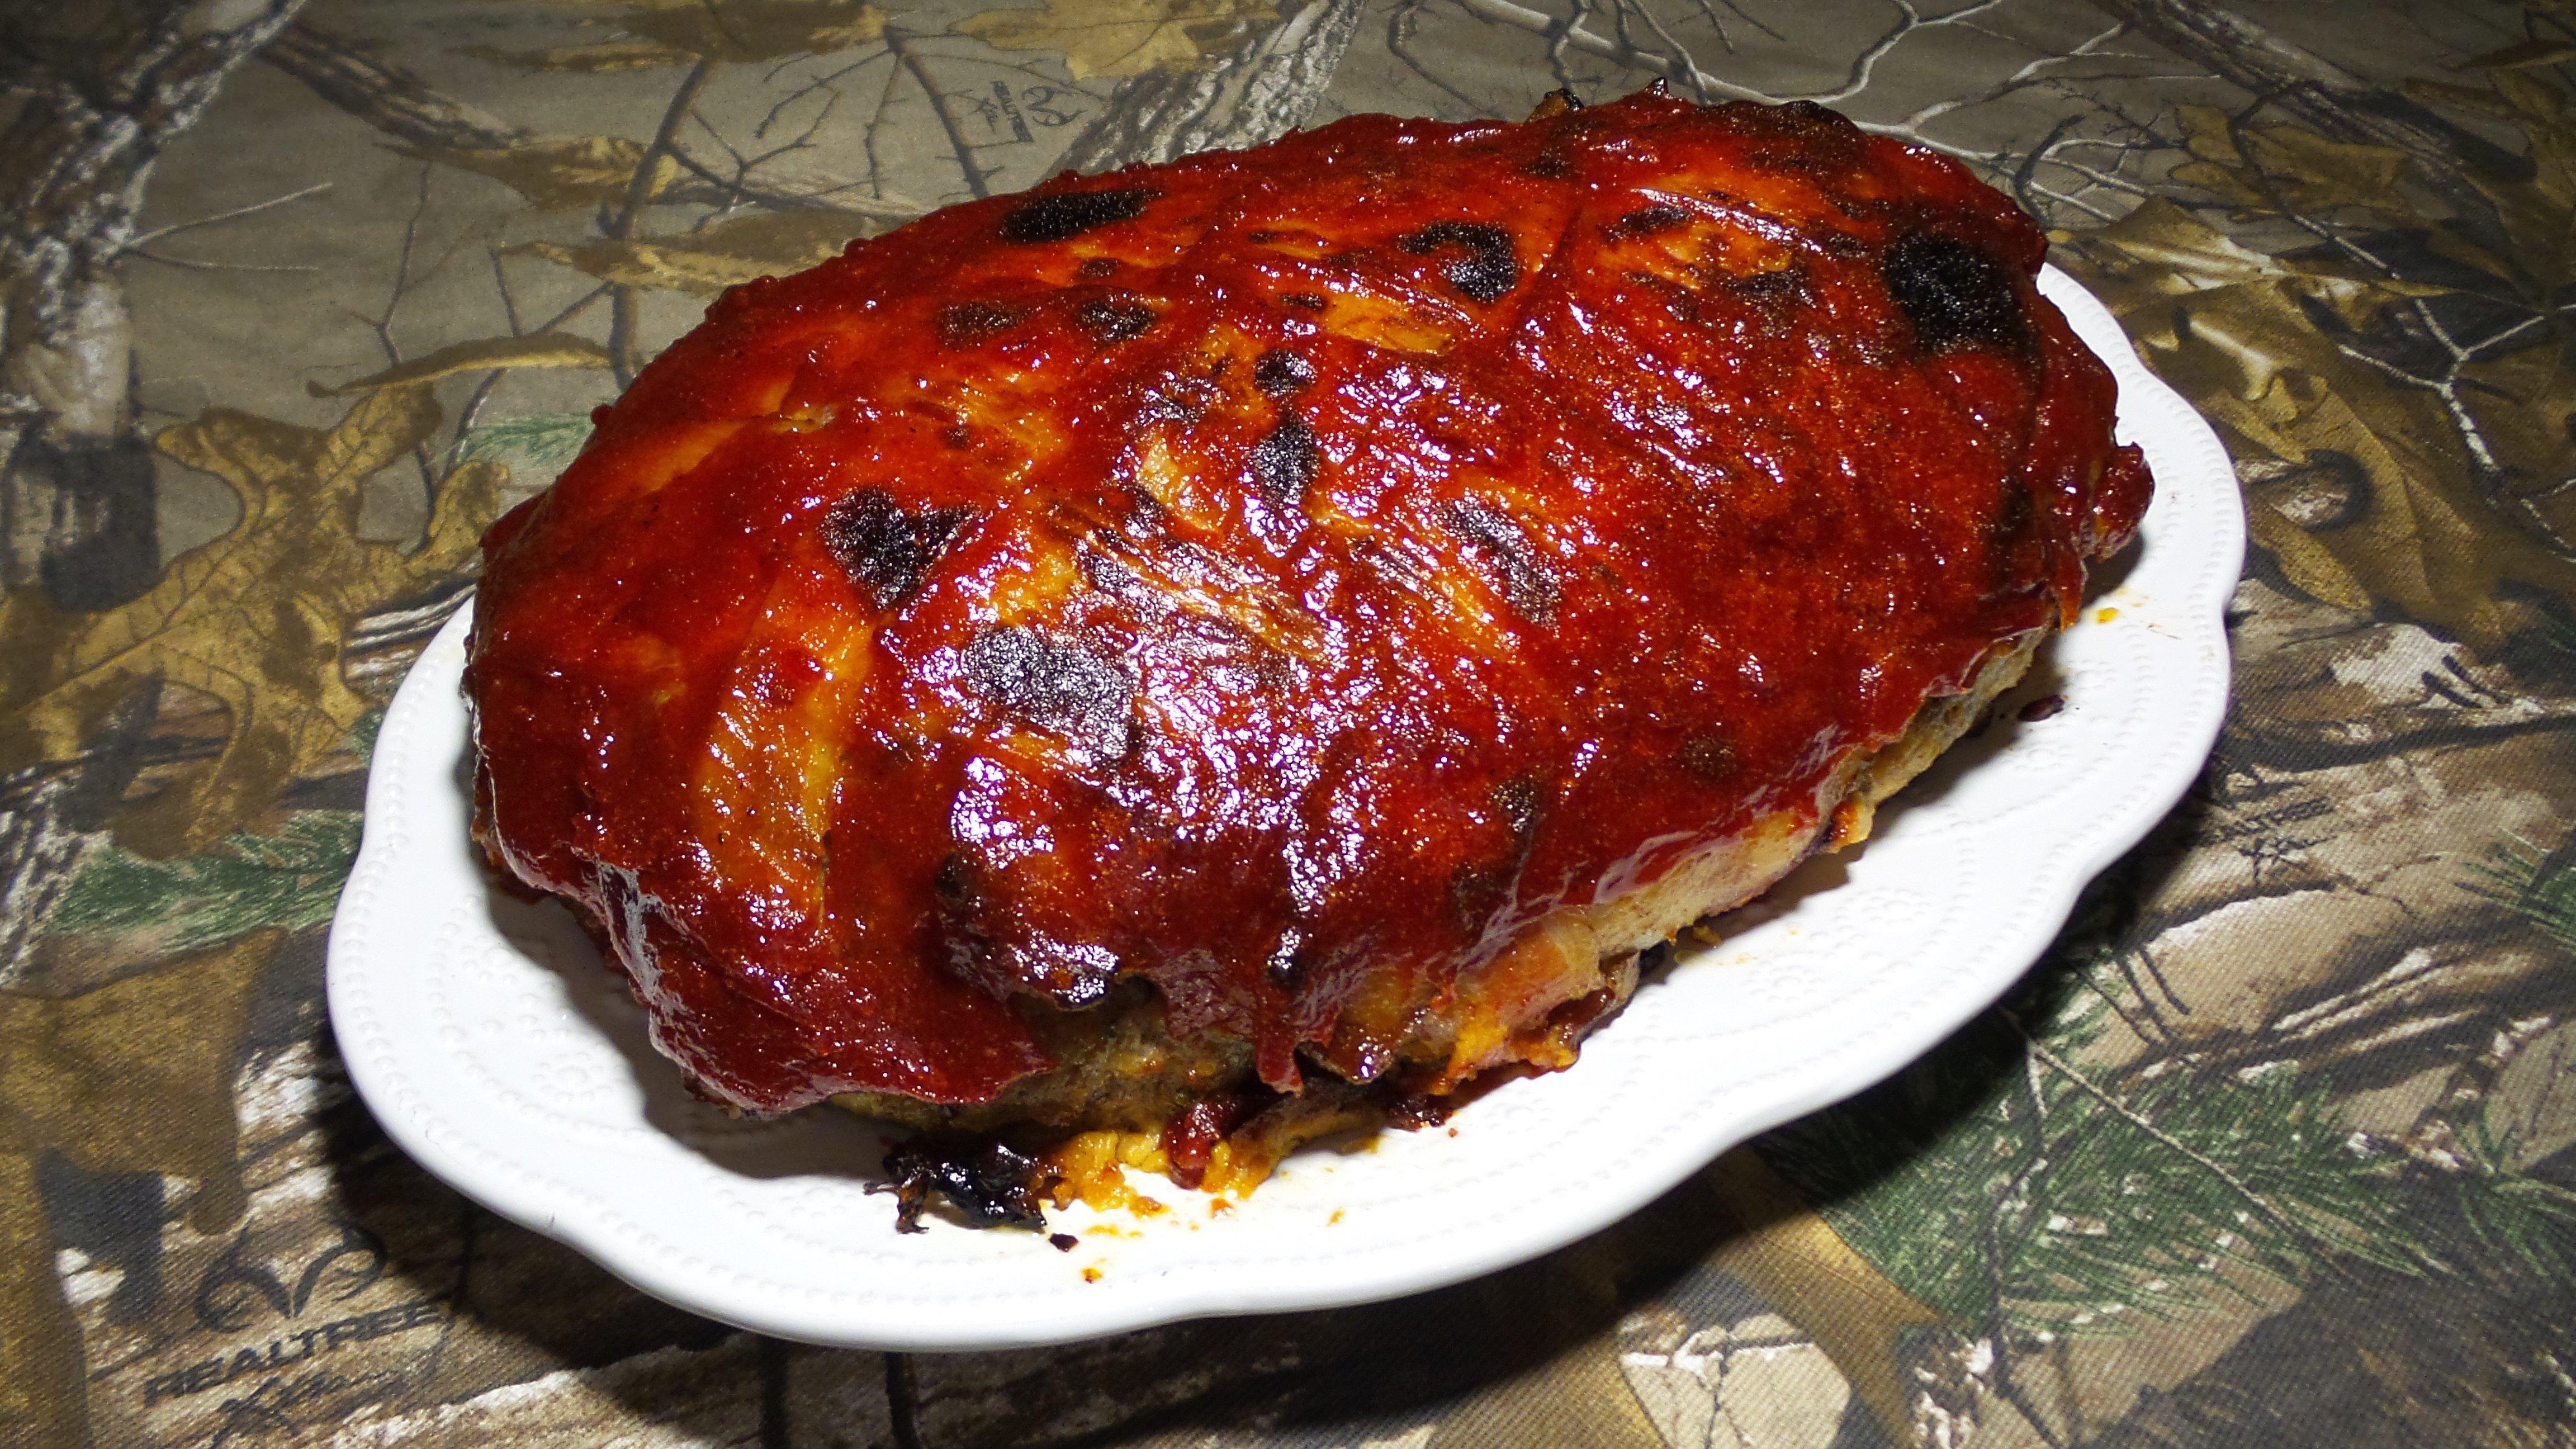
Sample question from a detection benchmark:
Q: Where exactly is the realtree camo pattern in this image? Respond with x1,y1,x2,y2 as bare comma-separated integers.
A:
2,2,2574,1447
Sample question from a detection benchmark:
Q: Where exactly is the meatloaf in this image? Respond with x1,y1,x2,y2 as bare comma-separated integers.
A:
465,87,2152,1216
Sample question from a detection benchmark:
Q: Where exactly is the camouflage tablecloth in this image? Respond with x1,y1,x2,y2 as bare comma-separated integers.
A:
7,1,2576,1445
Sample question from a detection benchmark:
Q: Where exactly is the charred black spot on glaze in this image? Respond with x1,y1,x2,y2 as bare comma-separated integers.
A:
1264,929,1305,990
1734,99,1847,139
1606,204,1689,242
1077,295,1157,343
932,850,977,908
822,489,970,610
1724,267,1807,304
1980,478,2039,593
1000,187,1158,243
1985,477,2036,546
1884,233,2029,354
1446,499,1559,621
1493,775,1545,844
1448,860,1514,935
963,626,1133,758
937,301,1023,347
1678,731,1737,780
1400,221,1519,305
1727,100,1863,167
1251,415,1318,506
1449,775,1545,932
1280,291,1328,312
1253,349,1314,395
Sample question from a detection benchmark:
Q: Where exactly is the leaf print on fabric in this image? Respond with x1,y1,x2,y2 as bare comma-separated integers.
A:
1762,969,2417,1345
617,0,888,60
505,209,890,295
48,812,361,959
957,0,1276,79
462,1,886,68
310,333,614,395
457,38,703,73
454,413,595,489
0,388,502,855
0,930,276,1208
396,134,676,211
2066,173,2576,651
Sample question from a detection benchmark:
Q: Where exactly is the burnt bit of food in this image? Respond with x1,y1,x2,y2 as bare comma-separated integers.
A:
1530,87,1584,120
937,300,1024,347
822,489,970,610
963,625,1135,757
1049,1233,1079,1252
1386,1092,1456,1129
1734,99,1847,140
1445,499,1559,620
1883,233,2029,355
1251,414,1320,506
1077,295,1158,344
2016,693,2066,723
1001,187,1158,243
1606,204,1689,242
1727,100,1863,169
1253,349,1315,395
874,1137,1055,1232
1279,291,1328,312
1400,221,1519,305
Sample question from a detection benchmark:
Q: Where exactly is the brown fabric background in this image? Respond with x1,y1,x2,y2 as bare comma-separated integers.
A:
5,1,2575,1445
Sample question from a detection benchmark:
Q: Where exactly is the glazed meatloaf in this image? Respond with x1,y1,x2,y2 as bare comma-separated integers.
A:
466,87,2151,1216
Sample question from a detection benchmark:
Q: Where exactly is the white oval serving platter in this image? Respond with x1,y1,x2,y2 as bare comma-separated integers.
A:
328,267,2243,1351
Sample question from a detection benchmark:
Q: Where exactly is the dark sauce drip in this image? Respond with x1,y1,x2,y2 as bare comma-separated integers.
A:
1159,1087,1277,1189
